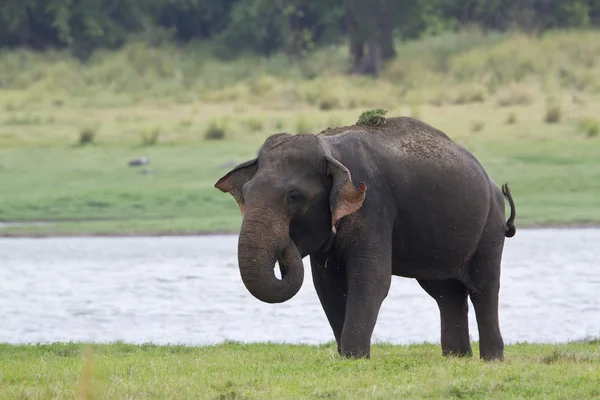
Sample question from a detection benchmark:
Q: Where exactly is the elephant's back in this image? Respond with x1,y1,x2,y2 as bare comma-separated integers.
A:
317,116,453,143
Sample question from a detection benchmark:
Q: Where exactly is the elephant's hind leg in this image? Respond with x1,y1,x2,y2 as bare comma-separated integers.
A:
466,245,505,361
418,279,473,357
310,252,347,354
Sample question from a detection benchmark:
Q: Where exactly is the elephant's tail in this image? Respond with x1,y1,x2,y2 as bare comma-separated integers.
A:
502,183,516,238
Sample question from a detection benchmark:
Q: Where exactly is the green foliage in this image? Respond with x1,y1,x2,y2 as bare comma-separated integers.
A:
212,0,344,56
357,108,387,126
0,0,161,59
1,0,599,60
579,118,600,138
141,128,161,146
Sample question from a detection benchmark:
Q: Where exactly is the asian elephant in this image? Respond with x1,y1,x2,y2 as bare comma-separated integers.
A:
215,116,516,361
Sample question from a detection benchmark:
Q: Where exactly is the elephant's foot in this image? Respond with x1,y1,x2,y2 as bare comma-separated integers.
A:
442,346,473,358
479,344,504,361
340,345,370,359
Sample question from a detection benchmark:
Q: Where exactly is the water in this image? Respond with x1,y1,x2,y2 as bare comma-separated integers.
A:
1,229,599,345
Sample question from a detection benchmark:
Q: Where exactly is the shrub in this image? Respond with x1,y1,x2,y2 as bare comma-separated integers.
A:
579,119,599,138
544,100,561,124
318,93,341,111
78,127,97,145
357,108,387,126
141,128,160,146
204,120,226,140
506,112,517,124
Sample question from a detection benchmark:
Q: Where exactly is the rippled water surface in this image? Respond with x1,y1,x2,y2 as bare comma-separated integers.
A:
1,229,599,345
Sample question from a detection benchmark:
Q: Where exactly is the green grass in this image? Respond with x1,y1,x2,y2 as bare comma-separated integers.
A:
1,29,600,236
1,341,599,399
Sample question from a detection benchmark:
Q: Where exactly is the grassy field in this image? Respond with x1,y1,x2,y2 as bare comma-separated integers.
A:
1,29,600,236
1,341,599,399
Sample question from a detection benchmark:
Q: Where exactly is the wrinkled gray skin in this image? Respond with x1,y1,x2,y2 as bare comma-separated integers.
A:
215,117,516,361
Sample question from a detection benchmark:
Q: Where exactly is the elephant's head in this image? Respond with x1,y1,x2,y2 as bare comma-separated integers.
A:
214,133,367,304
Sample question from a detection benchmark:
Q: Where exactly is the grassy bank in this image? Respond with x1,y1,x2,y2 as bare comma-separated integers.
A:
1,341,599,399
1,29,599,236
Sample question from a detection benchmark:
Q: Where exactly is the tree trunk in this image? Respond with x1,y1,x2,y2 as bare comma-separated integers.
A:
354,39,382,76
347,0,392,75
347,0,364,73
378,0,396,60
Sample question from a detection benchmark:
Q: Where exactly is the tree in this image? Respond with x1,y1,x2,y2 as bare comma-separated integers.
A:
346,0,393,76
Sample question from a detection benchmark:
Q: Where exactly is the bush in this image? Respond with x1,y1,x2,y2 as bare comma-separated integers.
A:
357,109,387,126
204,120,226,140
141,128,160,146
579,119,599,138
544,100,562,124
318,93,341,111
78,127,97,145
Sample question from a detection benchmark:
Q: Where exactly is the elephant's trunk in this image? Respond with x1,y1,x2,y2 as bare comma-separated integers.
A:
237,211,304,304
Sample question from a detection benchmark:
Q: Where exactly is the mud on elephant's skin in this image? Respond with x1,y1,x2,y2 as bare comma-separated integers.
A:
215,116,516,361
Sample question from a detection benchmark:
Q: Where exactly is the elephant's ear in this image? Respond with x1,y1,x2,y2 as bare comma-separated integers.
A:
326,155,367,232
214,158,258,216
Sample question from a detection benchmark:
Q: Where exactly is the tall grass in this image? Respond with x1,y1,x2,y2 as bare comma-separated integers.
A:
1,29,599,110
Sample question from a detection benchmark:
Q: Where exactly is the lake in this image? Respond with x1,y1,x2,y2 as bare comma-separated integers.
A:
0,229,598,345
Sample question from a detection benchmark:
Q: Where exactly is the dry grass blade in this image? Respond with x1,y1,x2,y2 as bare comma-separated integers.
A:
75,345,95,400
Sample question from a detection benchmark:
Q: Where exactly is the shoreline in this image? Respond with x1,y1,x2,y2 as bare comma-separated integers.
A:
1,221,600,238
1,337,598,346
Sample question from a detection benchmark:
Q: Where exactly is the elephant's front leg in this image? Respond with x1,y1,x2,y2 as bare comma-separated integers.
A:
339,240,392,359
310,252,347,354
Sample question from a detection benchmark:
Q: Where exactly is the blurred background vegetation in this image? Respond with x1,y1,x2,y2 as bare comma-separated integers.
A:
2,0,600,62
0,0,599,235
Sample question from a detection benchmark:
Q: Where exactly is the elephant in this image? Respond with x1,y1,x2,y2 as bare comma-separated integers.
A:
215,116,516,361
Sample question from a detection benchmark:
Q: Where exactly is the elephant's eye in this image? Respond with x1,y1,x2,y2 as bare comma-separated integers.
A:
286,190,304,204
